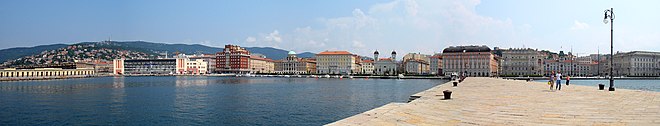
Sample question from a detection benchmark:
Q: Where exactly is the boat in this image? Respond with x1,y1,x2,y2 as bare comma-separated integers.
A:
284,75,290,78
324,75,331,78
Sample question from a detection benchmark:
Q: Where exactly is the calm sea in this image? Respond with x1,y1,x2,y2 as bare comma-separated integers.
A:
0,76,447,125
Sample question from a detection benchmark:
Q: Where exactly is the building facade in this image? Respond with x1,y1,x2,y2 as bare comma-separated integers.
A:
176,58,208,75
442,45,499,77
216,45,251,74
359,60,374,75
542,60,593,77
275,51,316,74
114,59,177,75
373,50,399,75
249,55,275,74
612,51,660,77
189,54,216,74
404,60,430,75
315,51,358,75
429,54,443,75
501,48,544,76
403,53,430,75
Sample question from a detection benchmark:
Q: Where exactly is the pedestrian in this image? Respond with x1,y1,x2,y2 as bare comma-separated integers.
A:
556,71,562,90
549,71,555,90
566,76,570,86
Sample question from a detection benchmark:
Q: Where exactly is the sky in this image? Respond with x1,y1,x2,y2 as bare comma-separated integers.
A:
1,0,659,57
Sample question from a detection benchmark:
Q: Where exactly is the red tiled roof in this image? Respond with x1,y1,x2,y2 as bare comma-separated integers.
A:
317,51,353,55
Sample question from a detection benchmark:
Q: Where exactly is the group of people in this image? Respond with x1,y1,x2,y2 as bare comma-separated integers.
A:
548,71,570,91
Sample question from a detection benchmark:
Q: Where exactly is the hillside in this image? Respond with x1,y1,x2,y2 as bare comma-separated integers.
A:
0,41,317,67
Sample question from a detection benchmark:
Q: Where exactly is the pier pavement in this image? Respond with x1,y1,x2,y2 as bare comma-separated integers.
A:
328,77,660,125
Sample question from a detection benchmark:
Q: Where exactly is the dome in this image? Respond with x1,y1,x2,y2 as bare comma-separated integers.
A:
374,50,379,54
391,50,397,54
288,51,297,55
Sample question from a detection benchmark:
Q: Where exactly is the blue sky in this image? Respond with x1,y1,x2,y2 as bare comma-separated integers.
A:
1,0,659,56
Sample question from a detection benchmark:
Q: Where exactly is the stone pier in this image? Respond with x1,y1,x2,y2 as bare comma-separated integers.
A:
327,77,660,125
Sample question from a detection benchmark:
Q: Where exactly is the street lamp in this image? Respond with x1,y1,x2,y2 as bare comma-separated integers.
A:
462,49,466,77
603,8,615,91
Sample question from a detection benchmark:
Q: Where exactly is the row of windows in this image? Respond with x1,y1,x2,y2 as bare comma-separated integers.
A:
0,71,94,77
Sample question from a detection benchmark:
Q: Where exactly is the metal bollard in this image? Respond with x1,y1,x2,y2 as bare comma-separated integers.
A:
453,81,458,87
443,90,452,99
598,84,604,90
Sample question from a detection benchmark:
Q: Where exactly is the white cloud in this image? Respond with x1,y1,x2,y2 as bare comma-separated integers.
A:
264,30,282,43
245,36,256,43
571,20,590,30
242,0,533,56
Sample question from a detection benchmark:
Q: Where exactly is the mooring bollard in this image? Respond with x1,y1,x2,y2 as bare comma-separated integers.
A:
453,81,458,87
598,84,605,90
443,90,452,99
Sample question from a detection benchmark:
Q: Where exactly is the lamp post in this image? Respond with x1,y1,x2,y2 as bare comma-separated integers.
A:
603,8,615,91
462,49,466,77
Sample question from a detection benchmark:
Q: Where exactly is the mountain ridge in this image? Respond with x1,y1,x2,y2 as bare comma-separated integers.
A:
0,41,317,64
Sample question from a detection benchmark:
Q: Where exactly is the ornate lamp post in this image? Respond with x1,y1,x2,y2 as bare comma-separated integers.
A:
603,8,615,91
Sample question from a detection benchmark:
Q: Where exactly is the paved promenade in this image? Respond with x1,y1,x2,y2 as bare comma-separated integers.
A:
328,77,660,125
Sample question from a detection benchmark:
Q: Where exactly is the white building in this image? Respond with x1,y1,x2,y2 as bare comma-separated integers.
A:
275,51,316,74
501,48,544,76
373,50,399,75
613,51,660,77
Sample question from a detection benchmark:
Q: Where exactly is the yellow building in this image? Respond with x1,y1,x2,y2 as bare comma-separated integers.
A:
315,51,359,75
249,55,275,74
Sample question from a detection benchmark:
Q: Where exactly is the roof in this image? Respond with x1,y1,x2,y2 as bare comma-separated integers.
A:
288,51,296,55
379,58,392,61
442,45,491,53
363,60,374,63
317,51,353,55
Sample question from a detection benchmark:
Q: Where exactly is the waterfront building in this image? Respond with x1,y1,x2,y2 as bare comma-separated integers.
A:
542,59,593,77
403,53,430,75
0,67,95,78
92,61,113,75
500,48,544,76
404,59,430,75
429,54,443,75
612,51,660,77
113,59,177,75
176,58,208,75
360,60,374,75
249,55,275,74
315,51,359,75
189,54,217,74
275,51,317,74
373,50,399,75
441,45,499,77
216,45,251,74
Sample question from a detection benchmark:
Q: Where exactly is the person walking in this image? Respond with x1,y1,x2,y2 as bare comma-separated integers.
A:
566,76,570,86
549,71,555,90
555,71,562,90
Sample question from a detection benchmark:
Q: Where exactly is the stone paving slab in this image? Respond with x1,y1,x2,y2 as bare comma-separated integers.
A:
327,77,660,126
